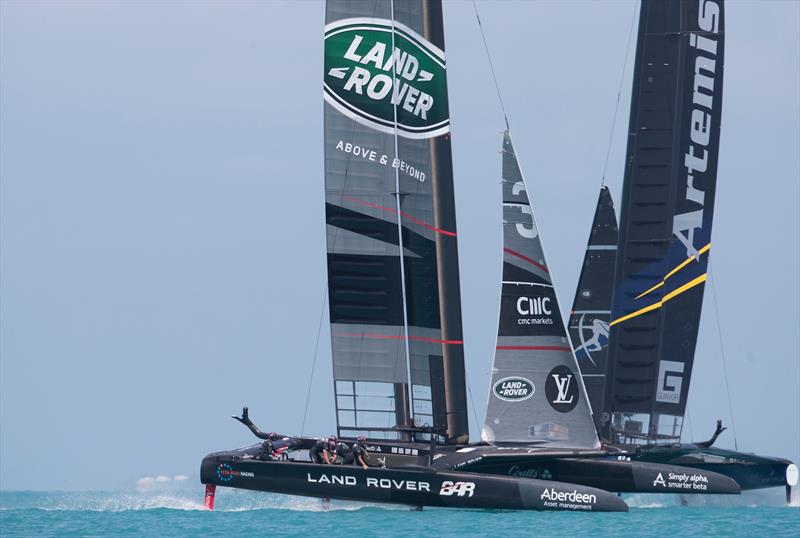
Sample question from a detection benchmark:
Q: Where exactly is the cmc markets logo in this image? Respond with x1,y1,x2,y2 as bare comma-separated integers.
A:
545,366,579,413
493,376,534,402
323,18,449,139
516,296,551,316
439,481,475,497
514,295,555,328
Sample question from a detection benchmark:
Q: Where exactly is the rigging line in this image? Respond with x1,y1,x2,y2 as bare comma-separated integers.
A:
600,1,638,187
685,404,695,443
708,265,739,450
464,369,481,436
471,0,509,129
301,290,328,436
389,0,415,430
306,97,359,437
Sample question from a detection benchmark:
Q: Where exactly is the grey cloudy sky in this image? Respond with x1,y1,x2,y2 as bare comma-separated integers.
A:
1,0,798,491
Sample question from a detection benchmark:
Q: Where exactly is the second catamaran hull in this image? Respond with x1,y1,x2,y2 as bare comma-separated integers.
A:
437,448,742,495
200,453,628,512
621,444,796,491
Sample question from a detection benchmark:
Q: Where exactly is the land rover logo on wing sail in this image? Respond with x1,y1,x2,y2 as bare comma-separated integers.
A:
324,18,449,139
493,376,535,402
545,366,579,413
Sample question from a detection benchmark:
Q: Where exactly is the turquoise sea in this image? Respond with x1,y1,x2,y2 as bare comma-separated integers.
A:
2,488,799,537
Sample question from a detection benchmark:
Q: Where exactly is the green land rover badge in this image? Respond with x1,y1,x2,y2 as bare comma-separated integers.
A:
324,18,450,139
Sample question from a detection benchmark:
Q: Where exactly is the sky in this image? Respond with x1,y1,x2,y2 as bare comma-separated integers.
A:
1,0,798,491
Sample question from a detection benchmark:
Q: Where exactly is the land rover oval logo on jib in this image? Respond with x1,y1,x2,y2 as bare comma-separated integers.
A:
323,18,449,139
493,377,535,402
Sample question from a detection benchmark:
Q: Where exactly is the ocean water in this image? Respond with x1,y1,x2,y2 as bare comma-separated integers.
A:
1,488,798,537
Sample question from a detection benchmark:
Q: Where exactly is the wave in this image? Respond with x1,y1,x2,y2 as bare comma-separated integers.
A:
0,490,407,513
3,486,795,513
624,488,795,509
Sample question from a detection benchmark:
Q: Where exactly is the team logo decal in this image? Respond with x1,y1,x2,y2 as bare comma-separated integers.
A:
573,314,609,369
439,481,475,497
540,488,597,506
216,463,233,482
673,0,722,259
324,18,449,139
216,462,253,482
650,471,710,491
655,360,685,404
545,366,579,413
493,376,535,402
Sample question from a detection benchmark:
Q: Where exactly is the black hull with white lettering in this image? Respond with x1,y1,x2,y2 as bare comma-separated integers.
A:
199,450,628,512
435,446,742,495
622,444,797,493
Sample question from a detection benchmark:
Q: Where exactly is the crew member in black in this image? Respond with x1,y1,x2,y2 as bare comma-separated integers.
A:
333,440,354,465
258,432,282,461
259,438,274,461
352,435,370,470
308,437,333,463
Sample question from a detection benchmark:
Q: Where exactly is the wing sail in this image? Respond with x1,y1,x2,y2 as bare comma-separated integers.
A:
324,0,468,444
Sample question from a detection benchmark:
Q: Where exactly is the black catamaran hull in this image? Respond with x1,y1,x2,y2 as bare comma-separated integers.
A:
623,445,797,492
437,448,741,495
200,452,628,512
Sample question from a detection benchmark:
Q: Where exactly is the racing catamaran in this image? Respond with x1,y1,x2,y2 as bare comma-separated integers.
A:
201,0,632,512
565,0,797,499
200,0,791,511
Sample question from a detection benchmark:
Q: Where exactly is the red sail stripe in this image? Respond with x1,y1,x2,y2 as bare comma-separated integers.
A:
496,345,571,351
503,247,549,273
337,333,463,345
343,196,457,237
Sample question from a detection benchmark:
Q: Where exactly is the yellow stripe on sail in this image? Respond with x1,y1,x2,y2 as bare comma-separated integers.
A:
611,273,708,327
635,243,711,300
635,281,664,300
609,301,663,327
662,273,708,303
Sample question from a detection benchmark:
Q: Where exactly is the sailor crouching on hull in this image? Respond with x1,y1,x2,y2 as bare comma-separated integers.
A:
332,441,354,465
309,436,337,464
352,436,370,470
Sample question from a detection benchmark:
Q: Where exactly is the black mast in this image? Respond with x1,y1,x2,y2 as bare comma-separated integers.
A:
421,0,469,445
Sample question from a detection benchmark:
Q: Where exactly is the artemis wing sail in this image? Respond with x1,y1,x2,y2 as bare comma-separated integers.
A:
568,187,618,418
601,0,725,442
324,0,468,444
482,132,599,449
